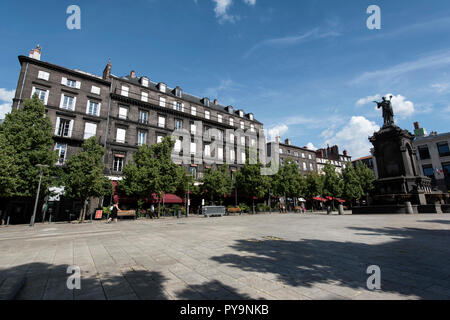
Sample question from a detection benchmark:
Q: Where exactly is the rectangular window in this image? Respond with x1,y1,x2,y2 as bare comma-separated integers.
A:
116,128,126,143
138,131,147,146
310,163,314,171
437,142,450,157
423,165,434,178
205,110,210,120
218,147,223,160
91,86,100,95
175,119,183,130
66,79,77,88
204,144,211,157
251,138,256,147
229,118,234,126
190,167,197,179
217,129,223,141
302,153,306,158
308,154,312,160
279,149,283,154
139,110,148,124
159,97,166,107
230,133,235,143
241,136,245,146
303,162,307,171
240,121,245,129
113,156,124,172
32,87,48,103
250,124,255,132
190,142,197,155
175,102,184,112
418,146,431,160
38,71,49,81
218,114,222,123
191,106,197,116
157,135,164,143
249,114,254,121
61,94,76,111
241,152,246,163
84,122,97,140
190,123,197,135
174,139,182,152
118,106,128,119
86,100,100,116
158,116,165,128
121,86,129,97
56,118,72,137
141,92,148,102
55,143,67,165
230,149,235,162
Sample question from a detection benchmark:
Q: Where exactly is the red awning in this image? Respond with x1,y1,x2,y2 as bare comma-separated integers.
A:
151,193,183,204
313,197,326,202
336,198,346,203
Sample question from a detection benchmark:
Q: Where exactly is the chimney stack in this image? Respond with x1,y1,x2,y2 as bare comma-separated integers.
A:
414,122,420,130
285,138,291,145
213,99,218,105
413,121,428,137
343,150,348,157
29,44,42,60
103,59,112,80
130,70,136,78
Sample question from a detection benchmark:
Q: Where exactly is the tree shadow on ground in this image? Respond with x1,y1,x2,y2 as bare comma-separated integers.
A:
0,262,254,300
211,225,450,300
420,219,450,225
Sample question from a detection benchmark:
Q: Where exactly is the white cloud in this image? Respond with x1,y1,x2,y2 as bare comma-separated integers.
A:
244,28,340,59
352,50,450,84
0,88,15,102
356,94,381,106
266,124,288,142
306,142,318,151
0,88,15,119
431,82,450,93
324,116,380,159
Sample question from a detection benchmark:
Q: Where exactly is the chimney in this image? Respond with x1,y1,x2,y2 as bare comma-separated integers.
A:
285,138,291,145
130,70,136,78
29,44,42,60
343,150,348,157
275,136,281,143
414,122,420,130
103,59,112,80
213,99,218,105
413,121,428,137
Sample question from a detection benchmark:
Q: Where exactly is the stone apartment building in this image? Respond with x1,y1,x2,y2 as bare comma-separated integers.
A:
412,122,450,193
12,46,264,183
267,138,317,174
315,145,352,175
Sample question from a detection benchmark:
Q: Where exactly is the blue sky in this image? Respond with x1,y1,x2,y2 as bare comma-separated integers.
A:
1,0,450,158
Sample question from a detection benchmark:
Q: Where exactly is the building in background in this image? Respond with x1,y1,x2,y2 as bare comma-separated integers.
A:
10,46,265,221
267,137,317,173
315,145,352,174
352,154,378,178
412,122,450,193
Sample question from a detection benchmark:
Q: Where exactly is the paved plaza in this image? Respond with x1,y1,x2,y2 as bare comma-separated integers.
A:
0,213,450,300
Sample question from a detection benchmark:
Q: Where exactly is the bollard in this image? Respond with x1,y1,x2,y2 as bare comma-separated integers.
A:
338,204,344,215
405,202,414,214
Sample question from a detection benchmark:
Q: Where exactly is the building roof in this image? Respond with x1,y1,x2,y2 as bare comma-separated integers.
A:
414,131,450,143
115,74,263,125
353,155,372,162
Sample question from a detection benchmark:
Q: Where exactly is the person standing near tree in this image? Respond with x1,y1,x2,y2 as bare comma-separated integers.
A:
107,203,119,223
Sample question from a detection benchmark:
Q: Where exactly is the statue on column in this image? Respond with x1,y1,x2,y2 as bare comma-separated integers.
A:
374,96,395,127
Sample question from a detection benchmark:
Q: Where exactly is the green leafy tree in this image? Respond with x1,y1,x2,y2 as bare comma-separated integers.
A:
200,165,234,203
236,162,271,212
305,172,324,199
271,158,305,210
322,162,343,209
342,165,363,206
63,137,112,221
0,95,56,199
119,137,180,218
355,162,376,195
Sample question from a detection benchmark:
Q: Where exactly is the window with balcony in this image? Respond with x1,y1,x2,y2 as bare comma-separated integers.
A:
418,146,431,160
86,100,100,116
55,143,67,165
116,128,126,143
138,131,147,146
113,155,124,172
84,122,97,140
139,110,148,124
218,114,223,123
175,101,183,112
437,142,450,157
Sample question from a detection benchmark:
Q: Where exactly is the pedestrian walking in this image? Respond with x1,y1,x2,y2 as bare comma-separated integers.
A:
107,203,119,223
150,204,155,219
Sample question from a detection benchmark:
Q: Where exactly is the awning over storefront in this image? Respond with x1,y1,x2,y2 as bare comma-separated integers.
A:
111,181,183,205
312,197,327,202
150,193,183,204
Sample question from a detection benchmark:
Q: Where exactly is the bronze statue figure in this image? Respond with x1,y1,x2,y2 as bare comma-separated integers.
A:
374,95,395,127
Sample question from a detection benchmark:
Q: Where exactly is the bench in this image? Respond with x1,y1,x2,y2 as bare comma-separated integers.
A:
117,210,136,220
227,207,241,215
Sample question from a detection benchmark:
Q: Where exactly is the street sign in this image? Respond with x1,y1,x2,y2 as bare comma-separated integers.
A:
95,210,103,219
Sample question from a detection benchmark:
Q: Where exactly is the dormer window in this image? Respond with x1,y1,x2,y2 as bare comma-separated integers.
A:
158,83,166,93
249,113,254,121
226,106,234,114
175,87,183,98
239,110,244,118
203,98,210,107
140,77,149,87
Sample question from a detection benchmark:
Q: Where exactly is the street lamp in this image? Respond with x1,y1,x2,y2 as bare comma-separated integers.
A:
186,172,191,218
30,164,49,227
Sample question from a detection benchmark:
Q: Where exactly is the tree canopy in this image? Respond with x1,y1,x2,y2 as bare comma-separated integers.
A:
200,165,234,203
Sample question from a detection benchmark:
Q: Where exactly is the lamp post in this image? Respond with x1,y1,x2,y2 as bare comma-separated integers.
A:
186,173,191,218
30,164,49,227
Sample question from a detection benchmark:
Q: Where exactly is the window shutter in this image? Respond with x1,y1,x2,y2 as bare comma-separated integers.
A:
181,103,184,112
173,101,177,110
31,87,36,98
61,77,67,85
97,103,101,116
44,90,49,105
72,96,77,111
55,117,60,135
68,119,74,138
59,94,64,109
86,101,90,114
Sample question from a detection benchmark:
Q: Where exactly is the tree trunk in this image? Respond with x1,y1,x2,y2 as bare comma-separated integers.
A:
157,193,161,219
80,199,88,222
